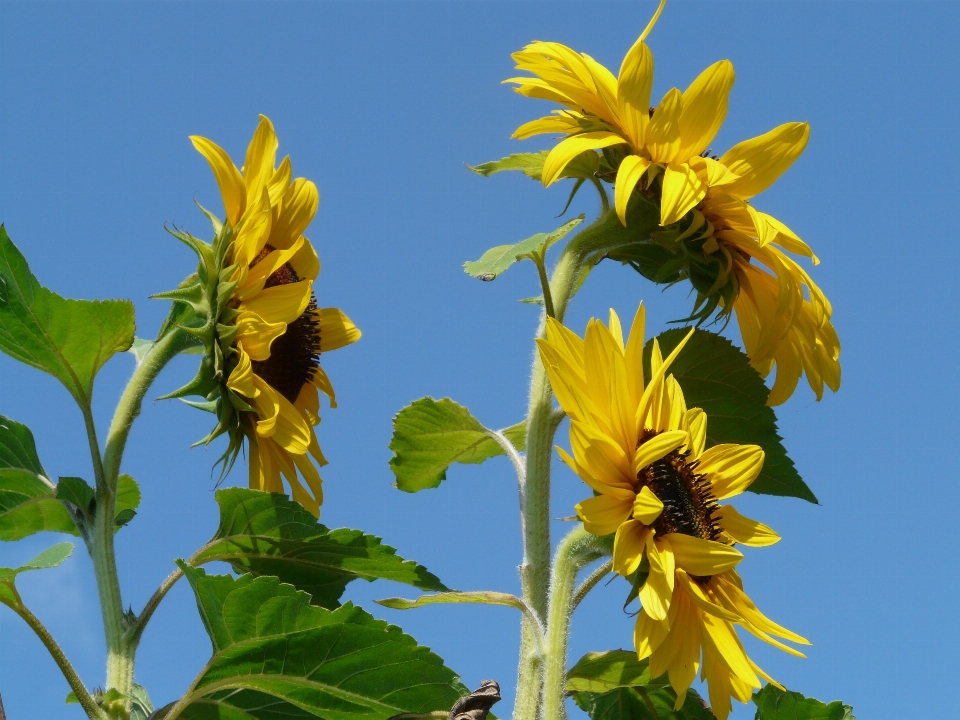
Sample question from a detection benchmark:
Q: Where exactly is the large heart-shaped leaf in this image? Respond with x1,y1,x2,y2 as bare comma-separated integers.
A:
389,397,525,492
0,226,135,408
160,566,467,720
645,329,815,503
192,489,447,609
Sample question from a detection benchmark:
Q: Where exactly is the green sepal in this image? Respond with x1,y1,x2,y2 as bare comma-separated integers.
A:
181,399,219,414
194,199,223,235
157,356,219,401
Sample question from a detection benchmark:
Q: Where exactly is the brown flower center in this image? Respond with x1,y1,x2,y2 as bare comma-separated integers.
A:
636,431,720,543
248,245,321,403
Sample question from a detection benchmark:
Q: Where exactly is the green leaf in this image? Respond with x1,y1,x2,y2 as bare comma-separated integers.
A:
389,397,526,492
0,413,45,476
0,415,78,540
463,216,583,281
192,488,448,609
167,565,468,720
376,591,540,630
56,476,95,514
566,650,660,694
468,149,600,183
0,541,74,606
644,329,815,503
0,226,135,408
158,690,319,719
130,684,154,720
116,474,141,527
568,652,714,720
753,685,854,720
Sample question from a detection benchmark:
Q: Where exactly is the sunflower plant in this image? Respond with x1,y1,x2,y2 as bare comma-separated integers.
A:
2,4,851,720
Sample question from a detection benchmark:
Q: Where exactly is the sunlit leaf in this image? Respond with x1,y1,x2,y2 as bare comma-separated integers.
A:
463,216,583,281
753,685,854,720
390,397,525,492
0,226,135,408
192,489,447,609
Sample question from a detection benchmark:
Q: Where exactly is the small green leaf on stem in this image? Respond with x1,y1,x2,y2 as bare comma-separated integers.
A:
463,216,584,281
0,227,135,409
0,542,74,607
56,477,95,515
468,151,550,180
390,397,526,492
753,685,854,720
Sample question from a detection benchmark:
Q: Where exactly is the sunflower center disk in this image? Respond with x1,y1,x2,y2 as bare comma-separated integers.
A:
249,246,321,403
637,445,720,543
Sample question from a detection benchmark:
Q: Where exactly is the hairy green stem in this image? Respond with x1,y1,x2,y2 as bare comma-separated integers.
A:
12,602,107,720
83,329,190,711
570,559,613,612
541,526,599,720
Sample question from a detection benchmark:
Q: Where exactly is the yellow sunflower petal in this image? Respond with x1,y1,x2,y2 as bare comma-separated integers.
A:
660,164,705,226
235,312,287,362
634,607,670,661
699,612,760,688
542,132,627,187
512,113,583,140
624,303,647,405
225,347,258,398
290,237,320,282
719,122,810,199
261,391,311,454
271,178,319,250
639,534,675,621
698,444,764,499
684,408,706,458
633,486,664,524
243,115,279,208
241,279,312,326
676,571,742,622
617,36,654,148
576,494,633,536
646,88,683,165
665,591,701,706
632,430,688,475
613,519,650,576
558,446,635,497
237,237,305,302
190,135,245,226
318,308,361,352
716,504,780,547
311,365,337,409
615,155,652,225
664,533,742,576
677,60,735,159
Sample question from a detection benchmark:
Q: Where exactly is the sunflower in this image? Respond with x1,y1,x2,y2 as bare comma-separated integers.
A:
537,304,808,719
507,1,839,405
186,115,360,517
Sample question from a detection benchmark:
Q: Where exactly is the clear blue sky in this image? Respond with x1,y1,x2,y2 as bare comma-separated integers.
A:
1,2,958,718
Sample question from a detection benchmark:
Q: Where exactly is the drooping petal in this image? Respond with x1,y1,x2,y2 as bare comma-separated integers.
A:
716,504,780,546
660,163,705,226
613,519,650,575
639,534,675,620
719,122,810,199
676,571,741,622
190,135,245,226
677,60,735,159
634,607,670,660
665,591,701,706
542,132,627,186
665,533,742,576
615,155,652,225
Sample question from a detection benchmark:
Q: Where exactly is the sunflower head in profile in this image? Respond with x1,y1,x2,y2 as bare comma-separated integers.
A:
160,115,359,517
507,0,839,405
537,304,809,719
